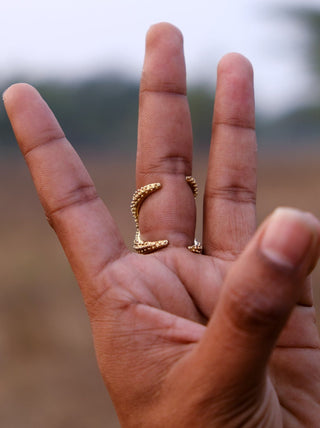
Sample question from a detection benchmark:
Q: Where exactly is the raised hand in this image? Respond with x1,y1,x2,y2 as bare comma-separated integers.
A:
4,23,320,427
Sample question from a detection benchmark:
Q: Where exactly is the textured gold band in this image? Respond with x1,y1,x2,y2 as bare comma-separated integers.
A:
130,177,203,254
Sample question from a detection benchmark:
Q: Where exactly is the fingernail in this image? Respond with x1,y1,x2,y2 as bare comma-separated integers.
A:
260,208,319,269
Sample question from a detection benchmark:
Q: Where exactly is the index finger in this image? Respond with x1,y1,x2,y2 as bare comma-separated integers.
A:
3,84,128,302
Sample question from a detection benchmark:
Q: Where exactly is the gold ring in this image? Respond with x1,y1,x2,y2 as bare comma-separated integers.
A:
130,176,203,254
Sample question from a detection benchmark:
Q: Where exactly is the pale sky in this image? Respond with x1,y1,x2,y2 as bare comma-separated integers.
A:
1,0,320,116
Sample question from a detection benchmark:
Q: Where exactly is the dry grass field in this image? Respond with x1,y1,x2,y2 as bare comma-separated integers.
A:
0,148,320,427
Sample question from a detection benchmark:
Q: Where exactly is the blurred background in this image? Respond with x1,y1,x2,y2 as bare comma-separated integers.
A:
0,0,320,426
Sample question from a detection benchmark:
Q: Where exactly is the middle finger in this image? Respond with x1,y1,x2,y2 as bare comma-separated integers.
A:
135,23,196,251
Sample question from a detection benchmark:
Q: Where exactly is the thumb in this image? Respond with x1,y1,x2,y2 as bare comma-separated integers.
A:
192,208,320,408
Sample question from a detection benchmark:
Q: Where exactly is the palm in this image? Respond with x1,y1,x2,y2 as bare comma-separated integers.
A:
91,251,230,423
90,248,319,427
269,276,320,426
4,23,320,427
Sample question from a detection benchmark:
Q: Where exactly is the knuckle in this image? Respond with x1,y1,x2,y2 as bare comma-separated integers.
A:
214,119,255,131
24,133,65,158
227,286,288,333
45,183,98,224
206,183,256,205
139,154,191,177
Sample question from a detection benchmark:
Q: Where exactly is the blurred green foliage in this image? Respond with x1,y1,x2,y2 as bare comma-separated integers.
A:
0,77,214,154
1,6,320,153
259,6,320,147
0,76,140,154
286,7,320,87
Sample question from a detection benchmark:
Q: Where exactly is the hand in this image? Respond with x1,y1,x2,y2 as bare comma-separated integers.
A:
4,23,320,427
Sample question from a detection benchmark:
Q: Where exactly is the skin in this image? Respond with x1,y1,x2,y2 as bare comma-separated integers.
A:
3,22,320,427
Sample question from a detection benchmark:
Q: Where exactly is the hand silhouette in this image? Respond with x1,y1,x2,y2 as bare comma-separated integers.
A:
4,23,320,427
